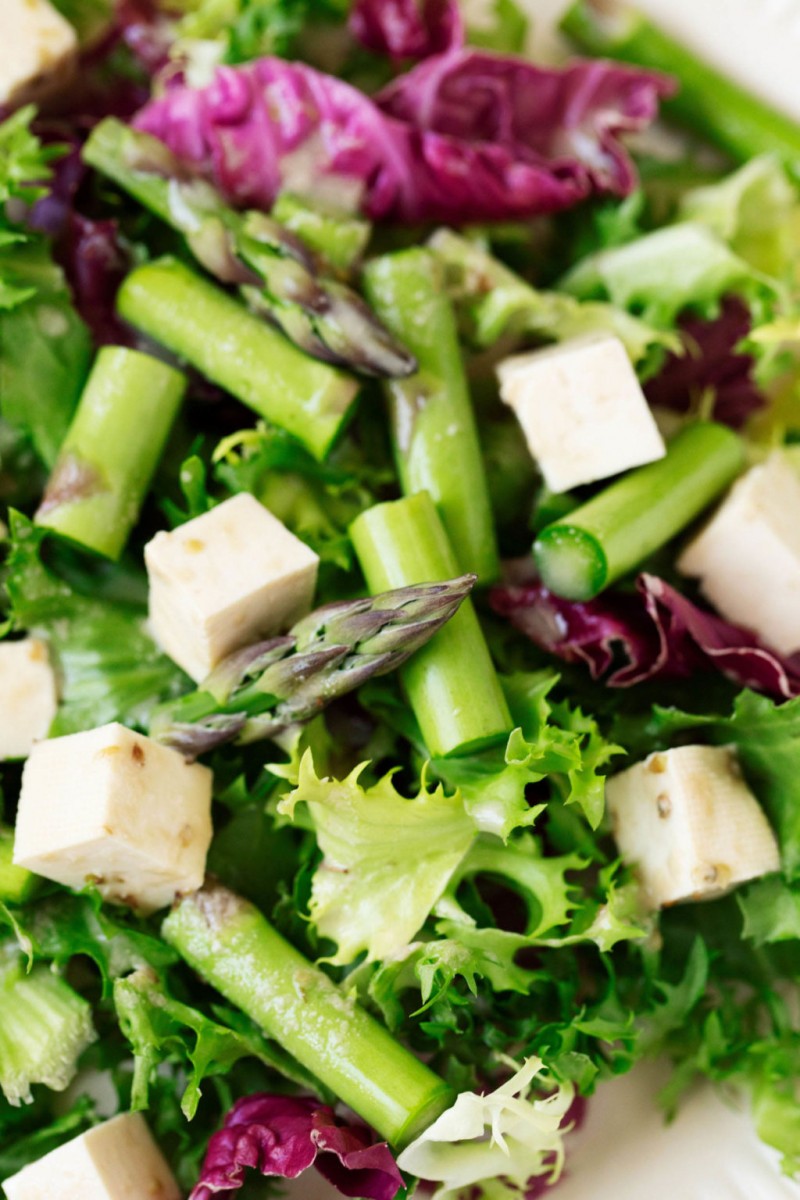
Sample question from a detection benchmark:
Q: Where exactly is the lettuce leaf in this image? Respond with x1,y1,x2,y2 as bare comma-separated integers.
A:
277,750,474,964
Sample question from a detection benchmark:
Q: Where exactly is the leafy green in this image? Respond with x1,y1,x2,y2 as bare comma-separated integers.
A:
0,107,60,209
464,0,528,54
738,876,800,945
50,0,115,45
5,513,187,734
166,0,348,64
0,1094,97,1181
278,750,474,964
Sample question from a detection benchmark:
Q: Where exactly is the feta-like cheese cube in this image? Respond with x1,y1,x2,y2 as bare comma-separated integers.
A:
605,744,779,908
0,0,78,108
678,453,800,655
145,493,319,682
13,723,212,911
0,638,57,760
2,1112,180,1200
496,333,666,493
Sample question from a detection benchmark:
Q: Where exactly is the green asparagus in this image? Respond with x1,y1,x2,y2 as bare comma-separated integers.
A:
162,882,454,1147
534,422,745,600
117,257,360,462
351,492,512,758
151,575,476,758
272,191,371,276
561,0,800,169
363,248,500,583
84,120,415,377
35,347,186,560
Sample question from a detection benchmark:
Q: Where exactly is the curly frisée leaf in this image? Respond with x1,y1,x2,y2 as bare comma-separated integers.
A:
396,1057,573,1196
277,751,474,964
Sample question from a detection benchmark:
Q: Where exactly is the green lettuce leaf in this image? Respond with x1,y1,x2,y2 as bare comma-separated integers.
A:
277,750,474,964
738,876,800,945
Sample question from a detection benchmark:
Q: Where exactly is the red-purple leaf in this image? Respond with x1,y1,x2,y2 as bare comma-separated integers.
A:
349,0,462,60
644,297,764,429
133,54,673,225
491,574,800,699
190,1094,404,1200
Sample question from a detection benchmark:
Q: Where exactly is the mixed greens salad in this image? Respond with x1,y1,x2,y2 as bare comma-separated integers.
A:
3,0,800,1194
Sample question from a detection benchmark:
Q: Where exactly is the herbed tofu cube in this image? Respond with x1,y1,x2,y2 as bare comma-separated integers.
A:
145,492,319,682
0,0,78,108
605,744,780,908
13,723,212,912
0,638,57,760
496,333,665,494
2,1112,180,1200
678,453,800,656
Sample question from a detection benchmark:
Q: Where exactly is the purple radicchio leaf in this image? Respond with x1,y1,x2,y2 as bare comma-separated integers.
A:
133,53,673,225
349,0,463,60
189,1093,404,1200
644,296,764,429
491,573,800,700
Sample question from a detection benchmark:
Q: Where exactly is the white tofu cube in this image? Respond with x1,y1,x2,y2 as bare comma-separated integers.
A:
0,638,57,759
2,1112,180,1200
0,0,78,108
13,723,212,911
496,333,665,493
145,493,319,682
605,744,779,908
678,453,800,655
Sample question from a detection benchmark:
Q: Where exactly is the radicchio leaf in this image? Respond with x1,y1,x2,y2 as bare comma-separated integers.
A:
133,54,673,225
349,0,462,60
189,1094,403,1200
491,573,800,700
644,296,764,429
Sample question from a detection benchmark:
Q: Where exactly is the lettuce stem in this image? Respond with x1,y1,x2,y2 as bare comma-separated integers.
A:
534,421,744,600
351,492,511,757
162,882,453,1148
561,1,800,169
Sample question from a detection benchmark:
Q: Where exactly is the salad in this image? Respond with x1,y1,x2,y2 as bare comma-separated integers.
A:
2,0,800,1195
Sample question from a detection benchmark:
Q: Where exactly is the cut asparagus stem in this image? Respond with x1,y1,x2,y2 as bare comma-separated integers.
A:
162,882,454,1148
116,258,360,462
560,1,800,168
272,191,372,276
151,576,476,759
534,421,745,601
0,826,38,904
350,492,512,758
363,249,500,583
35,347,186,560
84,120,414,378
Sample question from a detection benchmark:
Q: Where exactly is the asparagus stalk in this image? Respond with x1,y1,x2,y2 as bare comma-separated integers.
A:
117,258,360,462
84,120,414,378
363,249,500,583
0,827,38,905
561,1,800,168
152,576,476,758
272,192,371,277
162,882,454,1147
35,347,186,560
534,421,745,601
350,493,512,758
0,955,96,1105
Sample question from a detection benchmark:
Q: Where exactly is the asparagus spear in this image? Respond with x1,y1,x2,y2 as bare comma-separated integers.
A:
84,120,415,378
151,575,476,758
162,882,454,1147
272,191,371,277
561,1,800,168
351,492,512,758
363,249,500,583
35,347,186,560
534,421,745,601
117,258,360,462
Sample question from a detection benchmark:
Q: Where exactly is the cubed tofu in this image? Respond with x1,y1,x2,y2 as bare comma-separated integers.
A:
0,638,57,760
145,493,319,682
0,0,78,108
13,723,212,911
496,333,665,493
605,744,780,908
2,1112,180,1200
678,453,800,655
